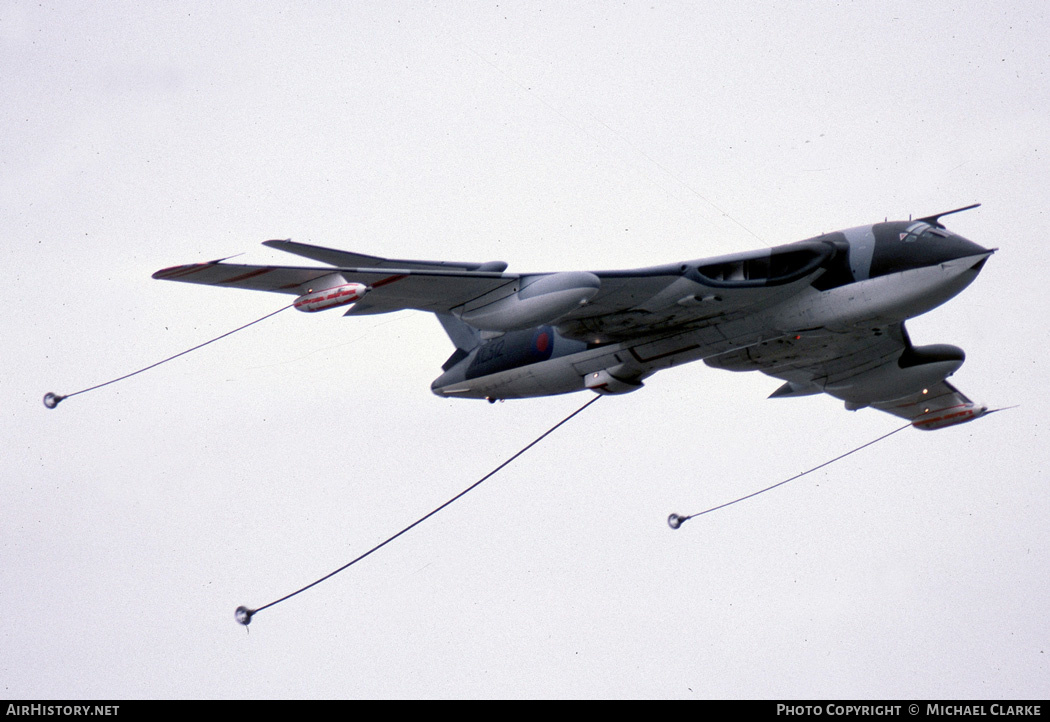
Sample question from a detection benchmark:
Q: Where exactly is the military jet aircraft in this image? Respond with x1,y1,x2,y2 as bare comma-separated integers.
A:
154,205,993,430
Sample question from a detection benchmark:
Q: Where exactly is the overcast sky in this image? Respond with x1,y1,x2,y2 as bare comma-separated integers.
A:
3,0,1048,699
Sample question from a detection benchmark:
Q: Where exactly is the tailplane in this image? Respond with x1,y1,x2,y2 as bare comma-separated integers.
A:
436,314,480,370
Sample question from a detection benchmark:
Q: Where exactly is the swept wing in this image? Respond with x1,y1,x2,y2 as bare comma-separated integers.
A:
154,239,837,331
705,323,986,429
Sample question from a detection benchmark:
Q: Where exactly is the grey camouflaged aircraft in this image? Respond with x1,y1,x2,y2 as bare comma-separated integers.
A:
154,204,993,431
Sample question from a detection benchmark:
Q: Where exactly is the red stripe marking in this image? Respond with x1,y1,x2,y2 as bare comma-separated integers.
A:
219,268,274,284
154,263,210,279
370,273,408,289
913,407,975,427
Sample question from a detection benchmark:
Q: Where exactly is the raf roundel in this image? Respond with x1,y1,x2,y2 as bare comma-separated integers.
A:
535,331,550,354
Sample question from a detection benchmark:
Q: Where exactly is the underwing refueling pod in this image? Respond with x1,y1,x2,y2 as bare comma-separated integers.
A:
153,206,994,430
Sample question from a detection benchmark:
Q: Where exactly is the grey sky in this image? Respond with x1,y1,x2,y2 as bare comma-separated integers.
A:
2,1,1047,699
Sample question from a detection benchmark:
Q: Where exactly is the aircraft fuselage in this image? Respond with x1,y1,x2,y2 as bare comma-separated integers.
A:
430,218,992,402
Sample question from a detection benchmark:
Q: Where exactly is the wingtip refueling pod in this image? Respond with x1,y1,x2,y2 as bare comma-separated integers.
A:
911,402,988,430
294,281,370,313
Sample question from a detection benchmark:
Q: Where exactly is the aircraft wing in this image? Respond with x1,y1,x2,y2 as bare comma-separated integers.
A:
154,238,838,330
705,323,986,429
152,241,518,315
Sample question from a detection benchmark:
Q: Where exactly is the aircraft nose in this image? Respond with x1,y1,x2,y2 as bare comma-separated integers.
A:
871,226,993,278
967,250,994,274
950,232,992,260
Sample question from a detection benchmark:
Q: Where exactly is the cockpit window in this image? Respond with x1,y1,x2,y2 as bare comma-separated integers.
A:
900,221,930,241
900,221,949,242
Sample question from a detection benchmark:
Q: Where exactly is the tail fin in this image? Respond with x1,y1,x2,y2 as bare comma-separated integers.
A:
436,313,480,370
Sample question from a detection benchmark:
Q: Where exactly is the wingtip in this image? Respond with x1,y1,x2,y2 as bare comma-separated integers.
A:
152,263,206,280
